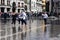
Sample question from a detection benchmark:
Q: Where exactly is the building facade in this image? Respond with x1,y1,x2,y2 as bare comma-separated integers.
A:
53,0,60,14
25,0,42,13
36,0,42,12
0,0,42,13
31,0,37,13
0,0,11,12
31,0,42,13
0,0,25,13
49,0,60,15
42,0,46,11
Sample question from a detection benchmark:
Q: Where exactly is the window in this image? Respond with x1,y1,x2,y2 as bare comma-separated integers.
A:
37,0,42,1
21,3,24,7
42,1,46,3
37,0,38,1
18,9,20,13
56,1,60,7
1,0,5,5
24,0,27,3
58,2,60,7
7,0,10,5
18,2,20,7
24,5,27,10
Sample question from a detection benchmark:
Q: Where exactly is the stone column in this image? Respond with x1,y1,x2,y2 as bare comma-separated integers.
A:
49,0,51,13
16,8,18,13
5,0,7,5
4,8,7,13
10,8,12,12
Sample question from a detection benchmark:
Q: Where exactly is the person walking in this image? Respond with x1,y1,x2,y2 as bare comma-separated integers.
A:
42,12,48,25
18,12,22,24
20,10,27,31
4,12,7,20
11,12,17,25
42,12,48,32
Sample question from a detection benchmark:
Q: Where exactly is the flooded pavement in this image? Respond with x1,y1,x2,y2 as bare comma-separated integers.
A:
0,19,60,40
49,20,60,40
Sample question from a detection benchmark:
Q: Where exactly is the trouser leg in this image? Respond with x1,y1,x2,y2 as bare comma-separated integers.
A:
44,18,47,24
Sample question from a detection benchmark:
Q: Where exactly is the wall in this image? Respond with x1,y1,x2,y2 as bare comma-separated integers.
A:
31,0,37,13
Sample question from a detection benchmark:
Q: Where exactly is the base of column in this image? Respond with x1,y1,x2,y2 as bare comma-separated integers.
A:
4,8,7,13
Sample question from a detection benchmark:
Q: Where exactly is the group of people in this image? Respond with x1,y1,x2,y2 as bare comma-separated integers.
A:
0,10,48,31
11,10,27,30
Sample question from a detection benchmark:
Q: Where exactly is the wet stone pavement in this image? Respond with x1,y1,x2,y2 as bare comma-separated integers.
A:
0,19,60,40
49,20,60,40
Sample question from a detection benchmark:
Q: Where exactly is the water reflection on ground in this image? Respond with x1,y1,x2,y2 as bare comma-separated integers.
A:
0,19,60,40
0,19,45,40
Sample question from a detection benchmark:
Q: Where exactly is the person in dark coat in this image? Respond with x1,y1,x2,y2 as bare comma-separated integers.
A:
4,13,7,20
11,12,17,25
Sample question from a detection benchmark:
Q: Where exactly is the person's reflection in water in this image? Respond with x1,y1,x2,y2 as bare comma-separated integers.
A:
11,12,17,26
18,26,22,32
12,26,16,34
20,10,27,31
24,32,27,37
4,19,7,23
1,19,7,24
21,32,27,40
44,26,47,34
